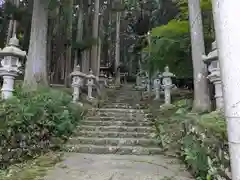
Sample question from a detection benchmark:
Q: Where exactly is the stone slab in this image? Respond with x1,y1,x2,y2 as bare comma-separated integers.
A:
62,144,162,155
67,137,159,147
44,153,193,180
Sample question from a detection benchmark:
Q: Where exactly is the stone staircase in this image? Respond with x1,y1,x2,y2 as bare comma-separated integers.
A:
63,85,162,155
46,86,194,180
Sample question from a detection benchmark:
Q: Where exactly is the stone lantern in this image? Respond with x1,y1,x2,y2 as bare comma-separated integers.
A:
140,78,145,88
162,66,174,104
136,70,146,89
70,65,85,104
0,35,26,99
107,74,114,86
99,70,107,89
202,41,223,110
87,69,95,100
136,71,141,87
153,73,162,100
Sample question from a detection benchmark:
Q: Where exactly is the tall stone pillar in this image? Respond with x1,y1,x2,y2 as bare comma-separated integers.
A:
212,0,240,178
202,41,224,111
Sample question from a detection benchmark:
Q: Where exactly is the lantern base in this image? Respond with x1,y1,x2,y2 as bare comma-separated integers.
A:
1,74,16,99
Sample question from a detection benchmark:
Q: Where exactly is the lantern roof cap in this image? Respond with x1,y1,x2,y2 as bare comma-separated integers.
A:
70,65,86,77
87,69,96,79
0,35,26,57
162,66,174,77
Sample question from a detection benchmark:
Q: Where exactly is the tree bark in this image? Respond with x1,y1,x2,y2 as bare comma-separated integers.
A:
82,50,90,73
91,0,100,76
6,0,14,44
6,0,20,44
47,18,52,83
107,0,112,66
115,10,121,85
188,0,211,112
23,0,48,90
12,0,19,36
6,20,13,45
64,0,73,87
75,2,84,68
212,0,240,179
129,54,133,76
97,15,103,69
82,0,92,74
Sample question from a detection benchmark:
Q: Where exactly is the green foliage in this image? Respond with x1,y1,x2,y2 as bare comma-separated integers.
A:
0,88,85,168
138,0,215,77
176,0,212,19
200,0,212,10
173,98,192,108
73,36,98,51
143,20,192,77
0,152,63,180
181,112,229,179
150,20,189,38
151,102,230,180
182,135,208,177
198,111,227,139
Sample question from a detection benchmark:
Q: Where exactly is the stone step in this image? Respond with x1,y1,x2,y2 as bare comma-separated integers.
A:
105,100,133,103
62,144,163,155
86,116,126,121
75,130,153,138
95,112,146,118
103,103,133,109
99,115,145,120
68,137,160,147
79,125,153,133
103,103,131,105
97,108,145,113
81,120,152,127
86,116,151,122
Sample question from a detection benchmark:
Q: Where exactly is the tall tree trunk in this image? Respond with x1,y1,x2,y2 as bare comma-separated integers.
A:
47,18,52,83
97,15,103,69
188,0,211,112
115,10,121,85
129,54,133,76
23,0,48,90
91,0,100,76
6,20,13,44
64,0,73,87
12,0,19,35
82,0,92,74
75,2,84,67
107,0,112,66
82,51,90,73
6,0,14,44
212,1,240,178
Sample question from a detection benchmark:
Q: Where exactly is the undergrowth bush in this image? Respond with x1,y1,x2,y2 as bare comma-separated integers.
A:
152,99,230,180
0,88,86,168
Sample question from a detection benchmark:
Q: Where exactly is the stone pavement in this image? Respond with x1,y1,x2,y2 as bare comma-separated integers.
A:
44,85,193,180
45,153,192,180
